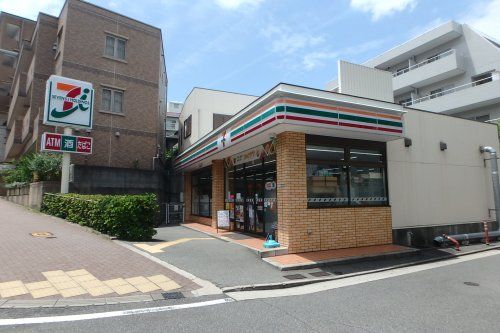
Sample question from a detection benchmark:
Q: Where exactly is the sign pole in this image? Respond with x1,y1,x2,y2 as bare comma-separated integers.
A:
60,127,72,194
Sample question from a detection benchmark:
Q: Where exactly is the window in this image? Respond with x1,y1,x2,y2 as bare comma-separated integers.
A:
472,72,493,86
184,115,192,138
104,35,126,60
429,88,443,99
1,54,16,68
306,135,387,208
6,23,20,41
101,88,124,113
192,167,212,217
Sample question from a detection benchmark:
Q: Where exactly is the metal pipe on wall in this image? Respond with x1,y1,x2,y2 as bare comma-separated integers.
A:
480,146,500,230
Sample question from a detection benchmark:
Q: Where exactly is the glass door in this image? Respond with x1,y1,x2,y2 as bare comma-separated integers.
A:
263,156,277,235
234,165,245,232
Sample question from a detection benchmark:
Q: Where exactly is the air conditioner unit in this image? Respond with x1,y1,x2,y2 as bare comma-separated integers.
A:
165,119,179,131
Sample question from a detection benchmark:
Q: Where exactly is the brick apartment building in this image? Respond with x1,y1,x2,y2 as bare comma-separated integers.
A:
0,0,167,170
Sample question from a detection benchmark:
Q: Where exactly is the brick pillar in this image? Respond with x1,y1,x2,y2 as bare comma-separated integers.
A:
183,172,192,222
211,159,225,228
276,132,311,251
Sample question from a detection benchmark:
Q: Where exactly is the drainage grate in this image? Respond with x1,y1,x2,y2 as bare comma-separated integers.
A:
464,282,480,287
30,232,55,238
333,271,344,275
310,271,331,278
162,292,185,299
283,274,307,280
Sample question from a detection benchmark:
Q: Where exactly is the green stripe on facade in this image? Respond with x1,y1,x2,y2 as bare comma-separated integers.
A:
178,140,218,165
339,113,377,124
286,106,338,119
230,106,277,137
378,118,403,128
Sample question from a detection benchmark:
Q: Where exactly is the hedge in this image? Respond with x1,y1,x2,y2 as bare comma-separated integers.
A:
42,193,159,241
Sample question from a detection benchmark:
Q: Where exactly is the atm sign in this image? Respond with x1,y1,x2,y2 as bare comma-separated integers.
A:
41,132,92,155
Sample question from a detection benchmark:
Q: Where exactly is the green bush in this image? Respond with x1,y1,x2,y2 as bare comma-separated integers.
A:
1,153,61,186
42,193,159,241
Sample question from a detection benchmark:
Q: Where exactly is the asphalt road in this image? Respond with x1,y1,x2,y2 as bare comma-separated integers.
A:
3,250,500,332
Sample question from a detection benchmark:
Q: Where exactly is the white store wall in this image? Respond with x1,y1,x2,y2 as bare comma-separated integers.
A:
387,108,499,229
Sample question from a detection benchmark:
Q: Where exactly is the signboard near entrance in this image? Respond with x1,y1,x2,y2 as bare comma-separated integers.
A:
43,75,94,129
217,210,230,232
41,132,93,155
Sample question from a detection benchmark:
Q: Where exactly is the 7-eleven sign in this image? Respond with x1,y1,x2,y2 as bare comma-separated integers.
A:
43,75,94,129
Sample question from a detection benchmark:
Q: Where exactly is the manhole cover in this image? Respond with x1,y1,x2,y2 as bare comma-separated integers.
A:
464,282,480,287
310,271,331,277
30,232,55,238
283,274,307,280
162,292,185,299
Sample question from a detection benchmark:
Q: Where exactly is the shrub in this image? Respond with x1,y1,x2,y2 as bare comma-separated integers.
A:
42,193,159,241
1,153,61,186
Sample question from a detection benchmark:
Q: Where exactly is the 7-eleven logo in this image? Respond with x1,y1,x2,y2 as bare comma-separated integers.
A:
50,82,91,119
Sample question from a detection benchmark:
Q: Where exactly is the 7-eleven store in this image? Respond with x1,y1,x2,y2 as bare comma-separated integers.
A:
175,84,405,254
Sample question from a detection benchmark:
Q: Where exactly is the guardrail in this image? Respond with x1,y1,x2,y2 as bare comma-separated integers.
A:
392,49,455,78
403,76,494,107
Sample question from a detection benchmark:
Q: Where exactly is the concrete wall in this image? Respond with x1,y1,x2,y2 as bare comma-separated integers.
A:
6,181,59,209
387,110,499,232
338,61,394,102
179,88,257,152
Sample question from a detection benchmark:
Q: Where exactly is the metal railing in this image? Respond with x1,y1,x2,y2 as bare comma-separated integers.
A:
402,76,494,107
392,49,455,77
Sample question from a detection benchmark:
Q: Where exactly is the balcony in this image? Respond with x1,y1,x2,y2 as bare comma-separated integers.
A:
392,49,465,95
7,72,29,129
4,119,23,160
21,107,32,143
403,77,500,114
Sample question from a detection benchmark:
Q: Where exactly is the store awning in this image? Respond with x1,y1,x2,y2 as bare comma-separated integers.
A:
174,83,405,171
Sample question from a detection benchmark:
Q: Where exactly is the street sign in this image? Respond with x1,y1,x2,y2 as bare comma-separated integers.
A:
41,132,93,155
43,75,94,129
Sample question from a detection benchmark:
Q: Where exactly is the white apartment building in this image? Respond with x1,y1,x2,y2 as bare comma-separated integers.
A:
328,21,500,122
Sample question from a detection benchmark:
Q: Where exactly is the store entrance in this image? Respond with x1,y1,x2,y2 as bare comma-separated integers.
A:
226,154,277,236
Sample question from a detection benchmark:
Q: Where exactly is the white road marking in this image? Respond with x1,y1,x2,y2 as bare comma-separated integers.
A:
0,298,234,326
227,250,500,301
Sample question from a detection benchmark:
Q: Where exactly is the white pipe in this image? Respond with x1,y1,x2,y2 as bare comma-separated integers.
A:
480,146,500,229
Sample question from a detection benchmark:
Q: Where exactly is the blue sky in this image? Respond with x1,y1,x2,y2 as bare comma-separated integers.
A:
1,0,499,102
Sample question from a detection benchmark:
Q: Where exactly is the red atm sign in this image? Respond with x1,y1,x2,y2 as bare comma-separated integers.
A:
41,132,92,155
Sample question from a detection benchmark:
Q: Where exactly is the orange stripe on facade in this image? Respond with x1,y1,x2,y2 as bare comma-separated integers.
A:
229,98,286,130
56,82,78,91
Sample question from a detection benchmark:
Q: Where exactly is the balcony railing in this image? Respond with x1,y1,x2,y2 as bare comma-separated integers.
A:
392,49,455,78
402,76,494,107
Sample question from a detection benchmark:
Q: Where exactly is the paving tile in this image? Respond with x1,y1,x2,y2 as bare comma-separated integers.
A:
59,287,87,298
103,278,129,287
71,274,98,283
25,281,53,291
30,287,59,299
66,269,90,277
109,284,137,295
147,274,170,284
0,286,29,298
79,280,106,289
85,286,114,297
52,281,80,290
156,281,181,291
134,282,160,293
0,280,24,290
42,270,66,278
46,275,73,284
125,276,150,285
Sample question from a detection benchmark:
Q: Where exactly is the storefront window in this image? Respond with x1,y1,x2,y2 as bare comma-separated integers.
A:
306,135,387,208
192,167,212,217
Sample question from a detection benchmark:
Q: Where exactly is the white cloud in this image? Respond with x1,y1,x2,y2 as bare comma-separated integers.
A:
215,0,264,10
0,0,63,20
350,0,417,21
302,51,338,71
462,0,500,40
261,25,325,55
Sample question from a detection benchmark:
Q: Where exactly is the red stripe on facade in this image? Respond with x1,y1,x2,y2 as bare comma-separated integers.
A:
338,121,377,131
287,115,339,126
177,146,219,169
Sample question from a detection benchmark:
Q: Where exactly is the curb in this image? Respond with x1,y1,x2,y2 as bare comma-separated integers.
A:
0,292,190,309
262,247,420,271
222,245,500,293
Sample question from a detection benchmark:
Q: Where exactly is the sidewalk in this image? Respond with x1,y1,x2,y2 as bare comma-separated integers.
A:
0,199,209,305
